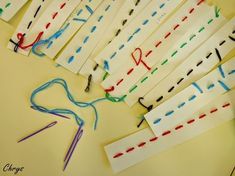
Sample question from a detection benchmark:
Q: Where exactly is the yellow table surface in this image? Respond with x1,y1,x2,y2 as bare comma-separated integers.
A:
0,0,235,176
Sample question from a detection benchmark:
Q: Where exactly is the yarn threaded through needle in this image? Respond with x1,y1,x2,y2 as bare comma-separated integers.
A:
30,78,124,130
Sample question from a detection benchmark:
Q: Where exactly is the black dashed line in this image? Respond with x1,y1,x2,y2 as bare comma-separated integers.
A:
206,52,212,59
196,60,203,66
168,86,174,93
177,78,184,85
187,69,193,76
156,96,163,102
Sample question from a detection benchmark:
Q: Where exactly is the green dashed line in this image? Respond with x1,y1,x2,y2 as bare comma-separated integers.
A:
0,8,3,15
189,34,196,41
180,42,187,48
198,26,205,33
151,67,158,74
5,3,11,8
141,76,148,83
129,85,138,93
161,59,168,65
208,18,213,24
215,6,220,18
171,50,178,57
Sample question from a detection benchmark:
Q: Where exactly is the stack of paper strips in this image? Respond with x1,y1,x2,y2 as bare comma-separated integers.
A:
2,0,235,173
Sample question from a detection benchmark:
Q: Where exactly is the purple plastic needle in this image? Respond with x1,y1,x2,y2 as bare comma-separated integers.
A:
18,121,57,143
63,127,83,171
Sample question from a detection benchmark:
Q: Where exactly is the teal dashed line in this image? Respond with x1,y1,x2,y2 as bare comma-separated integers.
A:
153,118,161,124
180,42,187,48
119,44,124,50
134,28,141,34
105,4,111,11
165,110,174,116
142,19,149,25
218,80,230,91
91,26,96,33
159,3,165,9
141,76,148,83
198,26,205,33
189,34,196,41
171,50,178,57
208,18,213,24
177,102,185,109
68,56,74,63
76,47,82,53
127,35,133,42
85,5,93,14
188,95,196,101
77,9,83,16
207,83,215,90
98,15,103,22
83,36,89,44
161,59,168,65
129,85,138,93
110,52,117,59
152,11,157,17
151,67,158,74
47,41,53,49
228,70,235,75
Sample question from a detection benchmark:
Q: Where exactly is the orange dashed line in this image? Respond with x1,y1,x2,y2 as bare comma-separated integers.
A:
138,142,146,147
199,114,206,119
60,2,66,9
189,8,195,13
182,16,188,22
175,125,183,130
52,12,58,19
173,24,180,30
149,137,158,142
116,79,124,86
222,103,230,108
197,0,205,6
187,119,195,124
45,22,51,29
145,50,153,57
164,32,171,39
113,153,123,158
127,68,134,75
162,130,171,136
210,108,218,113
126,147,135,153
155,41,162,48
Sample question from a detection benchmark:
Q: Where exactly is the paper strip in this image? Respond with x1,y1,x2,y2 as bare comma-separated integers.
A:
89,0,151,60
124,6,226,106
56,0,124,73
0,0,28,21
94,0,184,74
41,0,103,59
145,57,235,136
18,0,81,55
142,16,235,108
101,2,224,102
105,89,235,173
7,0,52,55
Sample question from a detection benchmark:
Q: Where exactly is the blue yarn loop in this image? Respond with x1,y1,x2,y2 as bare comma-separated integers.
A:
32,23,70,57
30,78,124,130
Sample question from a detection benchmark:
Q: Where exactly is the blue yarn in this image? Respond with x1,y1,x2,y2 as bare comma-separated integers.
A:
30,78,123,130
32,23,70,56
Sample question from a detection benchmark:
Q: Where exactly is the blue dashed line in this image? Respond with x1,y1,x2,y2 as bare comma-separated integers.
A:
104,60,109,70
192,82,203,93
218,80,230,91
85,5,93,14
105,4,110,11
76,47,82,53
68,56,74,63
142,19,149,25
91,26,96,33
119,44,124,50
165,110,174,116
127,35,133,42
134,28,141,34
218,65,225,78
152,11,157,17
77,9,83,16
160,3,165,9
73,18,87,22
83,36,89,44
98,15,103,22
207,83,215,90
188,95,196,101
47,41,53,49
110,52,117,59
177,102,185,109
153,118,161,124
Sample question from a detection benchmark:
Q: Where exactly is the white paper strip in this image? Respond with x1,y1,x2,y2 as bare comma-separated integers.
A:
142,16,235,109
101,2,224,102
41,0,103,59
17,0,81,55
56,0,125,73
89,0,151,60
0,0,28,21
124,7,226,106
145,57,235,136
7,0,52,55
94,0,184,74
105,89,235,173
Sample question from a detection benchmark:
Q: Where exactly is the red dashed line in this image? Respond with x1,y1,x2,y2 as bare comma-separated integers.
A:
145,50,153,57
222,103,230,108
105,86,114,92
189,8,195,13
173,24,180,30
197,0,205,6
126,147,135,153
149,137,158,142
187,119,195,124
45,22,51,29
60,2,66,9
127,68,134,75
164,32,171,39
112,101,231,159
138,142,146,147
155,41,162,48
52,12,58,19
210,108,218,113
199,114,206,119
116,79,124,86
182,16,188,22
175,125,184,130
162,130,171,136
